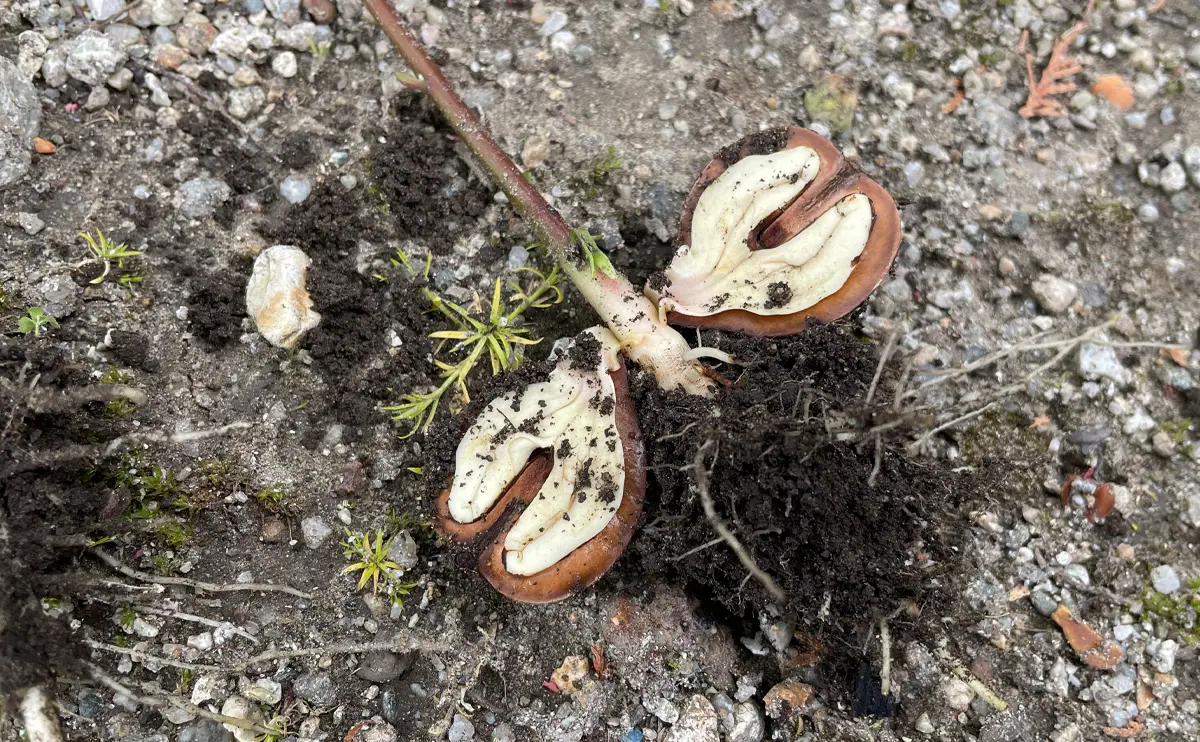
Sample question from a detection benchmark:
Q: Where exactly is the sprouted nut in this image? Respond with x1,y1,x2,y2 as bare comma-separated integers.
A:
439,326,645,601
652,127,902,337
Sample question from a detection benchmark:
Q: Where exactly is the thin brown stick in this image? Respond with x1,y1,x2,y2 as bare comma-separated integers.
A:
360,0,568,250
865,332,897,407
91,547,312,599
868,432,883,488
908,403,996,453
693,441,786,603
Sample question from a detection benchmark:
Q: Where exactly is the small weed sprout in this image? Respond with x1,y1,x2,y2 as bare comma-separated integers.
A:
374,246,431,283
341,529,416,605
116,606,136,631
104,398,137,419
256,715,289,742
591,145,623,182
308,37,332,57
0,283,13,310
385,265,563,435
78,231,142,285
17,306,59,337
255,485,287,512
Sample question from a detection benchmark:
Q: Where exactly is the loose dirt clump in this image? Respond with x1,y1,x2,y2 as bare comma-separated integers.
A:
368,96,491,247
626,324,978,689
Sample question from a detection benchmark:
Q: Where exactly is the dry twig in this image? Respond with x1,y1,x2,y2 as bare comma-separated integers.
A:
692,441,786,603
91,547,312,599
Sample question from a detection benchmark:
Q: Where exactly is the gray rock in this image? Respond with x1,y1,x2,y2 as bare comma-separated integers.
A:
272,51,298,78
86,86,111,110
1077,342,1129,386
662,695,720,742
279,174,312,204
178,720,233,742
277,22,331,52
292,672,336,706
209,27,273,59
491,723,515,742
356,650,415,682
77,688,106,718
1161,162,1187,193
727,702,764,742
150,0,187,25
1137,203,1159,223
87,0,125,20
264,0,301,23
163,706,197,724
177,178,231,219
17,212,45,235
355,718,398,742
1031,274,1077,314
0,56,41,189
241,678,281,705
219,697,261,742
539,10,568,36
448,713,475,742
1030,590,1058,617
904,161,924,187
301,516,332,548
646,696,679,724
41,49,68,88
36,275,79,318
386,530,418,570
915,712,934,734
1153,639,1177,672
1150,565,1180,594
17,31,48,78
66,31,127,86
227,86,265,120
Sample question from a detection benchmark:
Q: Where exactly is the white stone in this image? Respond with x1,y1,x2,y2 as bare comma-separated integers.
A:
87,0,125,20
272,50,298,78
1031,274,1077,314
220,696,262,742
246,245,321,349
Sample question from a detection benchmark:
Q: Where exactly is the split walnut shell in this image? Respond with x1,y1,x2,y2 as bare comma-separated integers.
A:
651,127,902,337
434,328,646,603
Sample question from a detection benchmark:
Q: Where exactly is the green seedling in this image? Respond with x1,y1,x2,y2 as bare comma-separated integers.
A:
117,606,136,631
104,398,137,419
100,366,131,385
17,307,59,337
385,266,563,435
255,486,286,512
342,529,403,595
78,231,141,285
591,145,623,182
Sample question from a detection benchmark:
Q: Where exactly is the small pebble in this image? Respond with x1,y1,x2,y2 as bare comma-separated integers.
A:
1150,565,1180,594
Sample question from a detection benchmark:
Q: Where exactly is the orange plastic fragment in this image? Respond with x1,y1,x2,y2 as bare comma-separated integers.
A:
1092,75,1134,111
942,80,965,114
33,137,56,154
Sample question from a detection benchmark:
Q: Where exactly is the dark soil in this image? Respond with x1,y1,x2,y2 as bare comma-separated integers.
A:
421,321,979,702
627,325,973,689
367,95,491,248
187,268,247,347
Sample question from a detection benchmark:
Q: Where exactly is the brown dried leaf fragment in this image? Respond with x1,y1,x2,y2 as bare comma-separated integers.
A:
1051,605,1123,669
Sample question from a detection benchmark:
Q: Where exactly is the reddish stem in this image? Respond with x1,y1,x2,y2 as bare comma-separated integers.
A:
362,0,571,250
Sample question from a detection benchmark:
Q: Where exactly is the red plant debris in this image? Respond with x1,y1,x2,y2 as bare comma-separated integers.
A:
590,641,607,679
1103,719,1145,738
942,79,965,114
1019,1,1094,119
1060,470,1115,522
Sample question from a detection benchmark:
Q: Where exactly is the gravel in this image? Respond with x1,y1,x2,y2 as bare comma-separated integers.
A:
1150,565,1180,594
0,56,41,189
301,516,333,549
293,672,336,706
1030,274,1078,315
